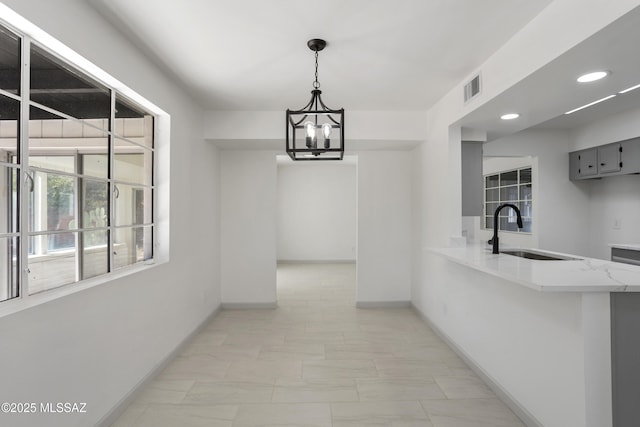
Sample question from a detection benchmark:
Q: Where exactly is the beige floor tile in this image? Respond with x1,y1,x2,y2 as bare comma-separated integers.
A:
356,378,446,401
181,343,261,360
258,343,325,360
284,331,345,345
331,401,433,426
305,321,362,333
225,359,302,380
205,319,270,332
374,359,453,378
184,331,227,347
109,403,146,427
182,379,274,404
135,380,195,404
434,376,496,399
157,355,231,381
132,404,237,427
391,344,459,361
422,398,526,427
343,330,410,345
110,264,524,427
272,378,359,402
221,332,285,346
325,343,396,360
233,403,332,427
303,359,378,379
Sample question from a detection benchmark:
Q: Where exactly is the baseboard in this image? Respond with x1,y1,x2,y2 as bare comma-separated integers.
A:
411,304,543,427
221,302,278,309
96,305,222,427
356,300,412,308
277,260,356,264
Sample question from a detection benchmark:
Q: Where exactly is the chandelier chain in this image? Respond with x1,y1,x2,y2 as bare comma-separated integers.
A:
313,50,320,89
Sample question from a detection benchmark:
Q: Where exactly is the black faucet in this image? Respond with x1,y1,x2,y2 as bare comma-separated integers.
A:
490,203,523,254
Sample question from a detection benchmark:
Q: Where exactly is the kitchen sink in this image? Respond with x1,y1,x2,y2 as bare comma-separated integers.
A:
501,250,581,261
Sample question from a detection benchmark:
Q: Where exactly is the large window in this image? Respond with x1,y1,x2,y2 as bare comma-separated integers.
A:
1,22,155,303
484,167,532,233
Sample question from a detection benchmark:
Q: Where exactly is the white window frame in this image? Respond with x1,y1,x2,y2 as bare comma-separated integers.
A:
0,9,170,318
483,166,533,234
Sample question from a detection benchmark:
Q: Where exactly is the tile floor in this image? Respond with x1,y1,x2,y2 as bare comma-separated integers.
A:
110,263,526,427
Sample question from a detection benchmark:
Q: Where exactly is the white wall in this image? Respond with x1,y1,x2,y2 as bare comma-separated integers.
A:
219,148,413,306
204,110,427,145
569,107,640,151
587,175,640,259
220,150,278,306
356,151,412,305
0,2,220,427
277,161,357,262
481,129,591,256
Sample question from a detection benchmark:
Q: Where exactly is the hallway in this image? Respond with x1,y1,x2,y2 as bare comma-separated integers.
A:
111,263,525,426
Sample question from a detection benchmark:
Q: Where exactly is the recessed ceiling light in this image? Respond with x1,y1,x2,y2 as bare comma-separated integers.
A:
619,83,640,94
500,113,520,120
577,71,609,83
564,94,616,115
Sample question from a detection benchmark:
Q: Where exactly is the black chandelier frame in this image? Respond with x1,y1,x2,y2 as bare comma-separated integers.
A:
286,39,344,161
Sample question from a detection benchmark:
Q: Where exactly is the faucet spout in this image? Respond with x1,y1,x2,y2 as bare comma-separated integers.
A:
491,203,523,254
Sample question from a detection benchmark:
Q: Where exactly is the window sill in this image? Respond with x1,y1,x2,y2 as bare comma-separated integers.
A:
0,258,166,319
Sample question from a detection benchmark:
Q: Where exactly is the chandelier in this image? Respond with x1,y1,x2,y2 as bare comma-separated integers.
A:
286,38,344,160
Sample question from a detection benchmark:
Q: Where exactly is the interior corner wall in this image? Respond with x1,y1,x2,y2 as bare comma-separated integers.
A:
482,129,590,256
356,150,413,304
277,163,356,262
0,2,220,427
220,150,277,305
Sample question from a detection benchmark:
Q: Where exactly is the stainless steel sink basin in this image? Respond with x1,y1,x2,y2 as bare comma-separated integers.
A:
501,250,581,261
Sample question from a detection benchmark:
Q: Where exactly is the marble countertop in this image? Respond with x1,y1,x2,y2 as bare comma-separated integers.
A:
428,243,640,293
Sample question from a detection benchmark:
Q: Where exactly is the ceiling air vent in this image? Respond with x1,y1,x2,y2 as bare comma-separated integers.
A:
464,74,481,103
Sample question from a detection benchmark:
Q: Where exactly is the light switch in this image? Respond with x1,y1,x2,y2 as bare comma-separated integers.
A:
613,218,622,230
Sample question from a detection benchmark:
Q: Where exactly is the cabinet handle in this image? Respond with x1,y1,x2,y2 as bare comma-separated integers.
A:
600,163,606,166
588,165,593,168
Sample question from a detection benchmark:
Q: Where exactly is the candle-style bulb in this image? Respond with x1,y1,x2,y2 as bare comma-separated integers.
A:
304,121,316,148
322,123,331,149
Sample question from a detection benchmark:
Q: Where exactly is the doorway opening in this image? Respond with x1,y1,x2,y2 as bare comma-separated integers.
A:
275,155,358,306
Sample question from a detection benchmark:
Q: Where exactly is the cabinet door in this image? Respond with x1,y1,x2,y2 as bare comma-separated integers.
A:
569,152,581,180
620,138,640,173
577,148,597,177
598,143,621,174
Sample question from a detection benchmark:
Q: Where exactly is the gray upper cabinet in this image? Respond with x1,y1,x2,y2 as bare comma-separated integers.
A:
597,143,621,174
569,137,640,180
579,148,598,177
569,147,597,179
620,137,640,172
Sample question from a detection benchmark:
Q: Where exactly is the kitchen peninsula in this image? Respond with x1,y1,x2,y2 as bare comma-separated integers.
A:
414,243,640,427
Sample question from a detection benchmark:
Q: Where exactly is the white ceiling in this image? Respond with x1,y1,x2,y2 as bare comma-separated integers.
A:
459,5,640,141
88,0,552,111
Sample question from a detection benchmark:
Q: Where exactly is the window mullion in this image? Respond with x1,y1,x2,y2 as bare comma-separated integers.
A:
108,90,115,273
75,152,82,281
18,36,30,298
